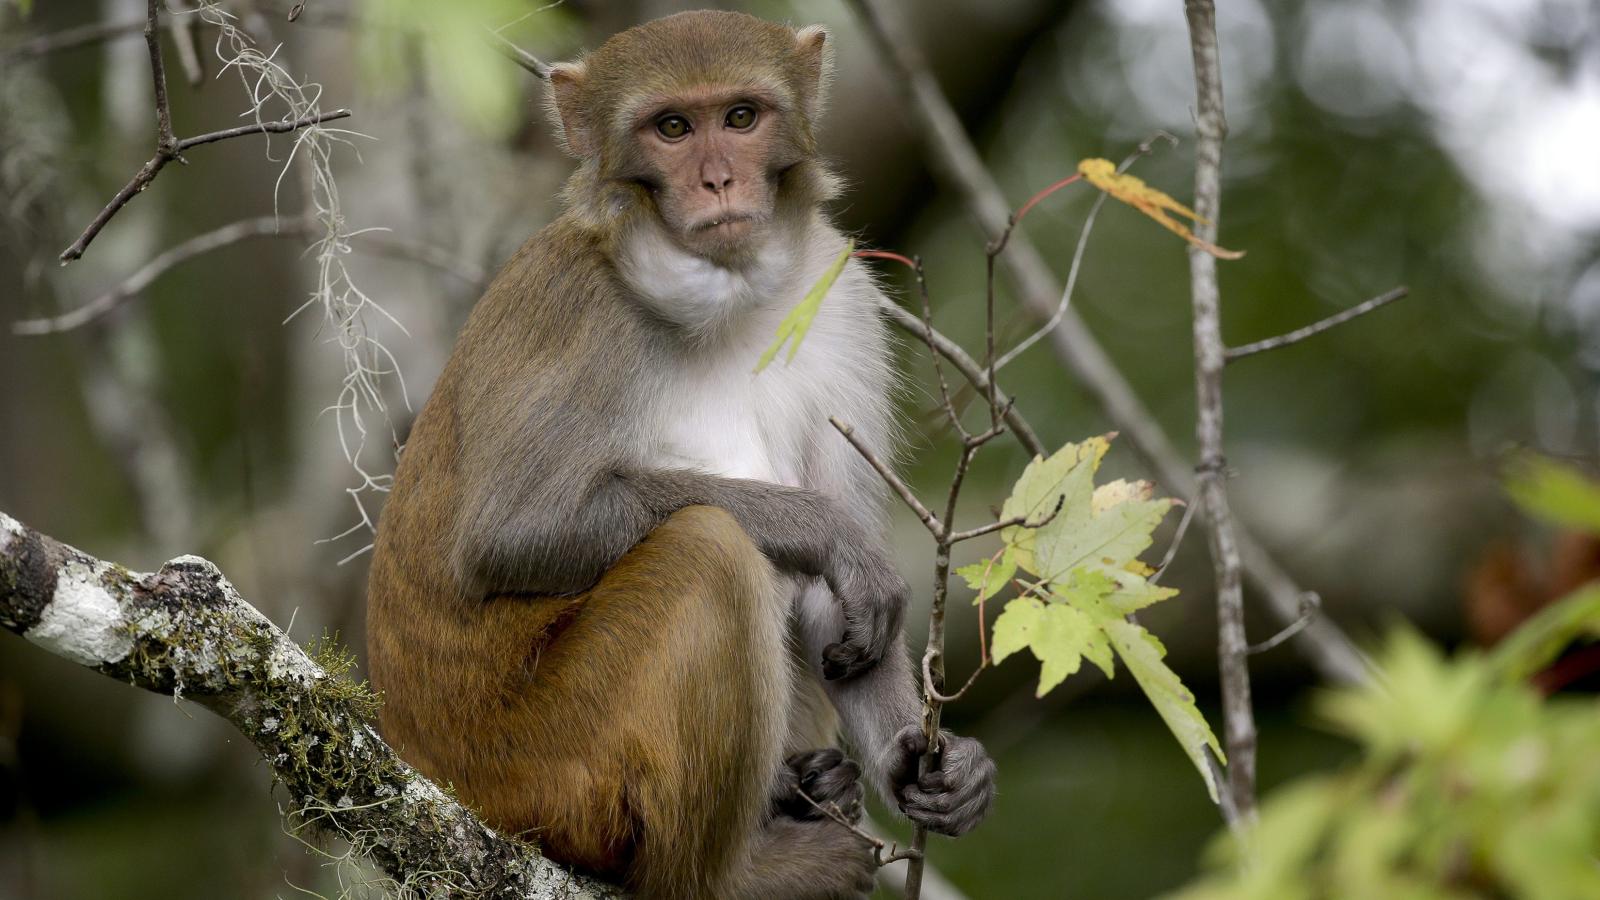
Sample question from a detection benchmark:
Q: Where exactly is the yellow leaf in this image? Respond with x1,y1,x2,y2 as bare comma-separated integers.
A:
755,240,854,373
1077,158,1244,261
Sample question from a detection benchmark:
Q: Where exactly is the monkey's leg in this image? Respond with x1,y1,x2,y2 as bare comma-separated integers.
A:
450,506,794,899
732,788,878,899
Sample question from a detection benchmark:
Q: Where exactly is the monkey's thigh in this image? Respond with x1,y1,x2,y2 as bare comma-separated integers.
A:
478,506,792,892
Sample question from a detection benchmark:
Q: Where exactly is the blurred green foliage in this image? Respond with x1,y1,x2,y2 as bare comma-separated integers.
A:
1170,460,1600,899
356,0,578,135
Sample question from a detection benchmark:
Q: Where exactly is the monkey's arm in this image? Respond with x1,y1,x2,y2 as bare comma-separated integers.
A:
454,460,906,678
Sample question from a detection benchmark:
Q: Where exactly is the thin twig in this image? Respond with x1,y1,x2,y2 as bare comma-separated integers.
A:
846,0,1370,687
922,652,984,704
58,104,351,264
16,215,482,335
946,493,1063,543
176,108,351,150
1225,287,1409,361
830,418,944,538
1247,593,1321,655
0,18,149,60
875,298,1045,456
995,133,1176,371
486,28,550,79
795,789,920,867
1184,0,1256,826
1151,499,1197,584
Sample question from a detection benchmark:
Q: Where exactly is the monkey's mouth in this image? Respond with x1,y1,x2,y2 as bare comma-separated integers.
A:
691,212,759,234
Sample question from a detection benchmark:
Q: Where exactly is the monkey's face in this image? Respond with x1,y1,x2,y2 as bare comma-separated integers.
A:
544,11,833,266
627,87,790,260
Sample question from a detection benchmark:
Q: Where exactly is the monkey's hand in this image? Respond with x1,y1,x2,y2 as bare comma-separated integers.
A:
884,724,996,837
819,542,908,680
771,748,865,823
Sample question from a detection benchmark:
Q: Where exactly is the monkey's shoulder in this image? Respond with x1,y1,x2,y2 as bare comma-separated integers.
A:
453,218,646,367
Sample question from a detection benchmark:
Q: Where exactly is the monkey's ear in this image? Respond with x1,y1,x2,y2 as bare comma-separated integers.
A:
792,24,832,122
545,61,595,158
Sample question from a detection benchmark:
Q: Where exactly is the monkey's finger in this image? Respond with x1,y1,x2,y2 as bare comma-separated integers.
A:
821,641,863,680
903,807,975,837
901,787,957,815
886,726,929,790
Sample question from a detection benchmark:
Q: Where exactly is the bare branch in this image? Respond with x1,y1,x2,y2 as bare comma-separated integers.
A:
1151,499,1198,584
0,510,622,899
875,298,1046,457
1225,287,1409,362
794,790,920,868
54,0,354,265
1183,0,1256,825
830,417,944,538
0,18,148,60
176,108,351,150
947,493,1063,544
487,28,551,79
16,215,482,335
57,108,353,265
846,0,1370,688
1248,593,1322,656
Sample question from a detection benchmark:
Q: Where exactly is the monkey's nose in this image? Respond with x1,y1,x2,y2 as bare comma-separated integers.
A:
703,174,734,194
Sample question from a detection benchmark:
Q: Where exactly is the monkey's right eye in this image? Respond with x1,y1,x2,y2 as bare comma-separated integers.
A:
655,115,691,140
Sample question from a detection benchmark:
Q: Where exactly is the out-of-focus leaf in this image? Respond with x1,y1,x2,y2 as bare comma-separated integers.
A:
755,240,853,372
1488,584,1600,682
358,0,578,135
1078,157,1244,260
1172,624,1600,899
1504,452,1600,535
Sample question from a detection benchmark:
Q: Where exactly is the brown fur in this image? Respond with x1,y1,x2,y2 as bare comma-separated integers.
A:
368,12,881,899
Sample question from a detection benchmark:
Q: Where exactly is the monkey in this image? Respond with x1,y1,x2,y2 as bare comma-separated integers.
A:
365,11,996,900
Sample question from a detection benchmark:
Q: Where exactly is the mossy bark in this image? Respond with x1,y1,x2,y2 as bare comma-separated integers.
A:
0,510,625,899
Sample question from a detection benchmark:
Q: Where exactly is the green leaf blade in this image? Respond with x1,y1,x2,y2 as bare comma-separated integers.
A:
754,239,853,373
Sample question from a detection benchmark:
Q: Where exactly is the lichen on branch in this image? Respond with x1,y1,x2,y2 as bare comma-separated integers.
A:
0,510,623,900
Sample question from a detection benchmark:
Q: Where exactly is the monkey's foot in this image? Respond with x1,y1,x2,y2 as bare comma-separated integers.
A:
770,748,865,824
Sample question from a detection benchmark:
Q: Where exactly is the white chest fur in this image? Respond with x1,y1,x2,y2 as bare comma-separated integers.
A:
620,222,885,488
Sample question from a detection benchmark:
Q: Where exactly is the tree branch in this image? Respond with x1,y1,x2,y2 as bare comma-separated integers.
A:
845,0,1370,687
55,0,354,265
1183,0,1256,825
1225,287,1409,362
16,215,483,335
0,510,622,899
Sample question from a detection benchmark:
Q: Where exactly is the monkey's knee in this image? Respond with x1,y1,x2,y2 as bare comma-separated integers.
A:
643,505,779,607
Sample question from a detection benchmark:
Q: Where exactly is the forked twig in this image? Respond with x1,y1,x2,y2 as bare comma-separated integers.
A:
795,789,921,868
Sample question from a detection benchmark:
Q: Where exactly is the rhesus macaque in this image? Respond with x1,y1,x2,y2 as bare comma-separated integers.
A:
367,11,995,899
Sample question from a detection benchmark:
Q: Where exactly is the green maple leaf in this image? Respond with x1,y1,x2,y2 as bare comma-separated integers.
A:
987,434,1220,801
990,594,1105,695
1101,616,1225,802
999,435,1110,570
956,548,1017,605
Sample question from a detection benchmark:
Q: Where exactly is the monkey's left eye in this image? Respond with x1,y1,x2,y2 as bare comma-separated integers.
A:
725,105,758,130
